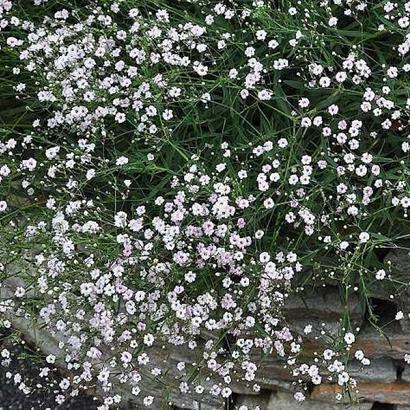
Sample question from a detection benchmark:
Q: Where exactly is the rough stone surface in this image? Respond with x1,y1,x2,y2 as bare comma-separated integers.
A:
234,392,271,409
283,286,364,339
311,382,410,406
401,365,410,383
385,248,410,280
304,324,410,360
267,391,372,410
348,358,397,383
3,248,410,408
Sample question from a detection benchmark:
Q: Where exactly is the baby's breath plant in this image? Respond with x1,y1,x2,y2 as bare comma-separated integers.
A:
0,0,409,408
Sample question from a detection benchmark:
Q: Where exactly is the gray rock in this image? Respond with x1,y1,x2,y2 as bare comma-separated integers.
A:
267,391,372,410
384,248,410,332
283,286,364,339
234,392,271,409
347,358,397,383
400,364,410,383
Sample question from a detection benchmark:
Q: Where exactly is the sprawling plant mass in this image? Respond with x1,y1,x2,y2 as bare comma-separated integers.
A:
0,0,409,408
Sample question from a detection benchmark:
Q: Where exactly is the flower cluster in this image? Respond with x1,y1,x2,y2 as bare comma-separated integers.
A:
0,0,409,408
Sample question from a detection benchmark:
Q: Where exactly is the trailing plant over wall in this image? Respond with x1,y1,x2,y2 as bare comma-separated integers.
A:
0,0,409,408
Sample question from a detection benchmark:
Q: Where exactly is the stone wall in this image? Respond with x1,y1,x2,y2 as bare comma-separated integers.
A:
1,248,410,409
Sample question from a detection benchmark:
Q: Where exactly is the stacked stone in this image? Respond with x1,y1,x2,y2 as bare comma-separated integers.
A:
1,249,410,409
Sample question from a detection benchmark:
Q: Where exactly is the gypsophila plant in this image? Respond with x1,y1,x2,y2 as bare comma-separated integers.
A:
0,0,409,408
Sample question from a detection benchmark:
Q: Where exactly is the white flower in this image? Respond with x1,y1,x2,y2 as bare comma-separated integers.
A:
46,354,56,364
344,332,355,345
256,30,267,40
359,232,370,243
328,17,338,27
0,201,7,212
396,311,404,320
375,269,386,280
339,241,349,250
116,156,129,166
294,392,305,401
14,287,25,298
